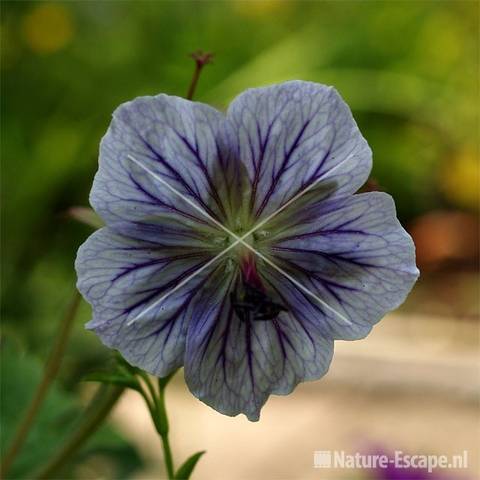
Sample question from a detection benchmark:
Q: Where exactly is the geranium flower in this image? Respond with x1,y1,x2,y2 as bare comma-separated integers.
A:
75,81,419,421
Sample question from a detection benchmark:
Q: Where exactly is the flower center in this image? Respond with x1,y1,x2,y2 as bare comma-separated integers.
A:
230,253,288,323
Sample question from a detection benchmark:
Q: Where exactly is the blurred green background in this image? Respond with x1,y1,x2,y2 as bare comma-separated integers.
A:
1,1,478,479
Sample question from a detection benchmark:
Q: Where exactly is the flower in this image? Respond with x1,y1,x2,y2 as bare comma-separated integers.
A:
75,81,419,421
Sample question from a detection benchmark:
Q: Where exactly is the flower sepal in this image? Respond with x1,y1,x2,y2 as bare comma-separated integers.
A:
67,206,104,229
83,352,142,391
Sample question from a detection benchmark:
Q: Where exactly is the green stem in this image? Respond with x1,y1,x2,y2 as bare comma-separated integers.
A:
0,290,82,478
137,370,158,405
32,384,124,479
156,380,175,479
133,373,176,478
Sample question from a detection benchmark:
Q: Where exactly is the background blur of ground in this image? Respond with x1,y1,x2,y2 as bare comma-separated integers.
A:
109,307,479,480
1,1,479,479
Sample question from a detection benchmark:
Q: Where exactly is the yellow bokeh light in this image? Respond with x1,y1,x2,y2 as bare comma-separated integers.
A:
418,12,462,71
22,3,74,54
440,149,480,211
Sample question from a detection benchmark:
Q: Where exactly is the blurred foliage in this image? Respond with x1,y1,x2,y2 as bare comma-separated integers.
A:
0,1,478,476
0,340,142,479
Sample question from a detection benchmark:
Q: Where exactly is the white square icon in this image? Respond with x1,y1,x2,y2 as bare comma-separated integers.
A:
313,451,332,468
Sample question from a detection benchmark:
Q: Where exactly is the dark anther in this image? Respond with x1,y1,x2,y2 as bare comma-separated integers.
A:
230,282,288,323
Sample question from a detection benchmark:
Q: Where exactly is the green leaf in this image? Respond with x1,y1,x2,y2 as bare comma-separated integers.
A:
0,340,143,479
175,451,206,480
84,372,141,391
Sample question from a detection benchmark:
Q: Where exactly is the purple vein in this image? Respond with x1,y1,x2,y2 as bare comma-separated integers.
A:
126,154,355,325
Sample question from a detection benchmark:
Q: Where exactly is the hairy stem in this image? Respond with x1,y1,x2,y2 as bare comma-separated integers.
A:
33,384,124,479
0,290,82,478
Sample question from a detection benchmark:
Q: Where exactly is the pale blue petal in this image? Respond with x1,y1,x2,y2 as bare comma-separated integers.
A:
227,80,372,221
91,94,238,239
75,227,215,376
264,192,419,340
183,269,334,421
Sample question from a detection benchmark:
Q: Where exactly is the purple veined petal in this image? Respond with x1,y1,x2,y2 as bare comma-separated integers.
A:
262,192,419,340
105,214,221,248
91,94,239,241
184,268,334,421
75,227,218,376
227,80,372,221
